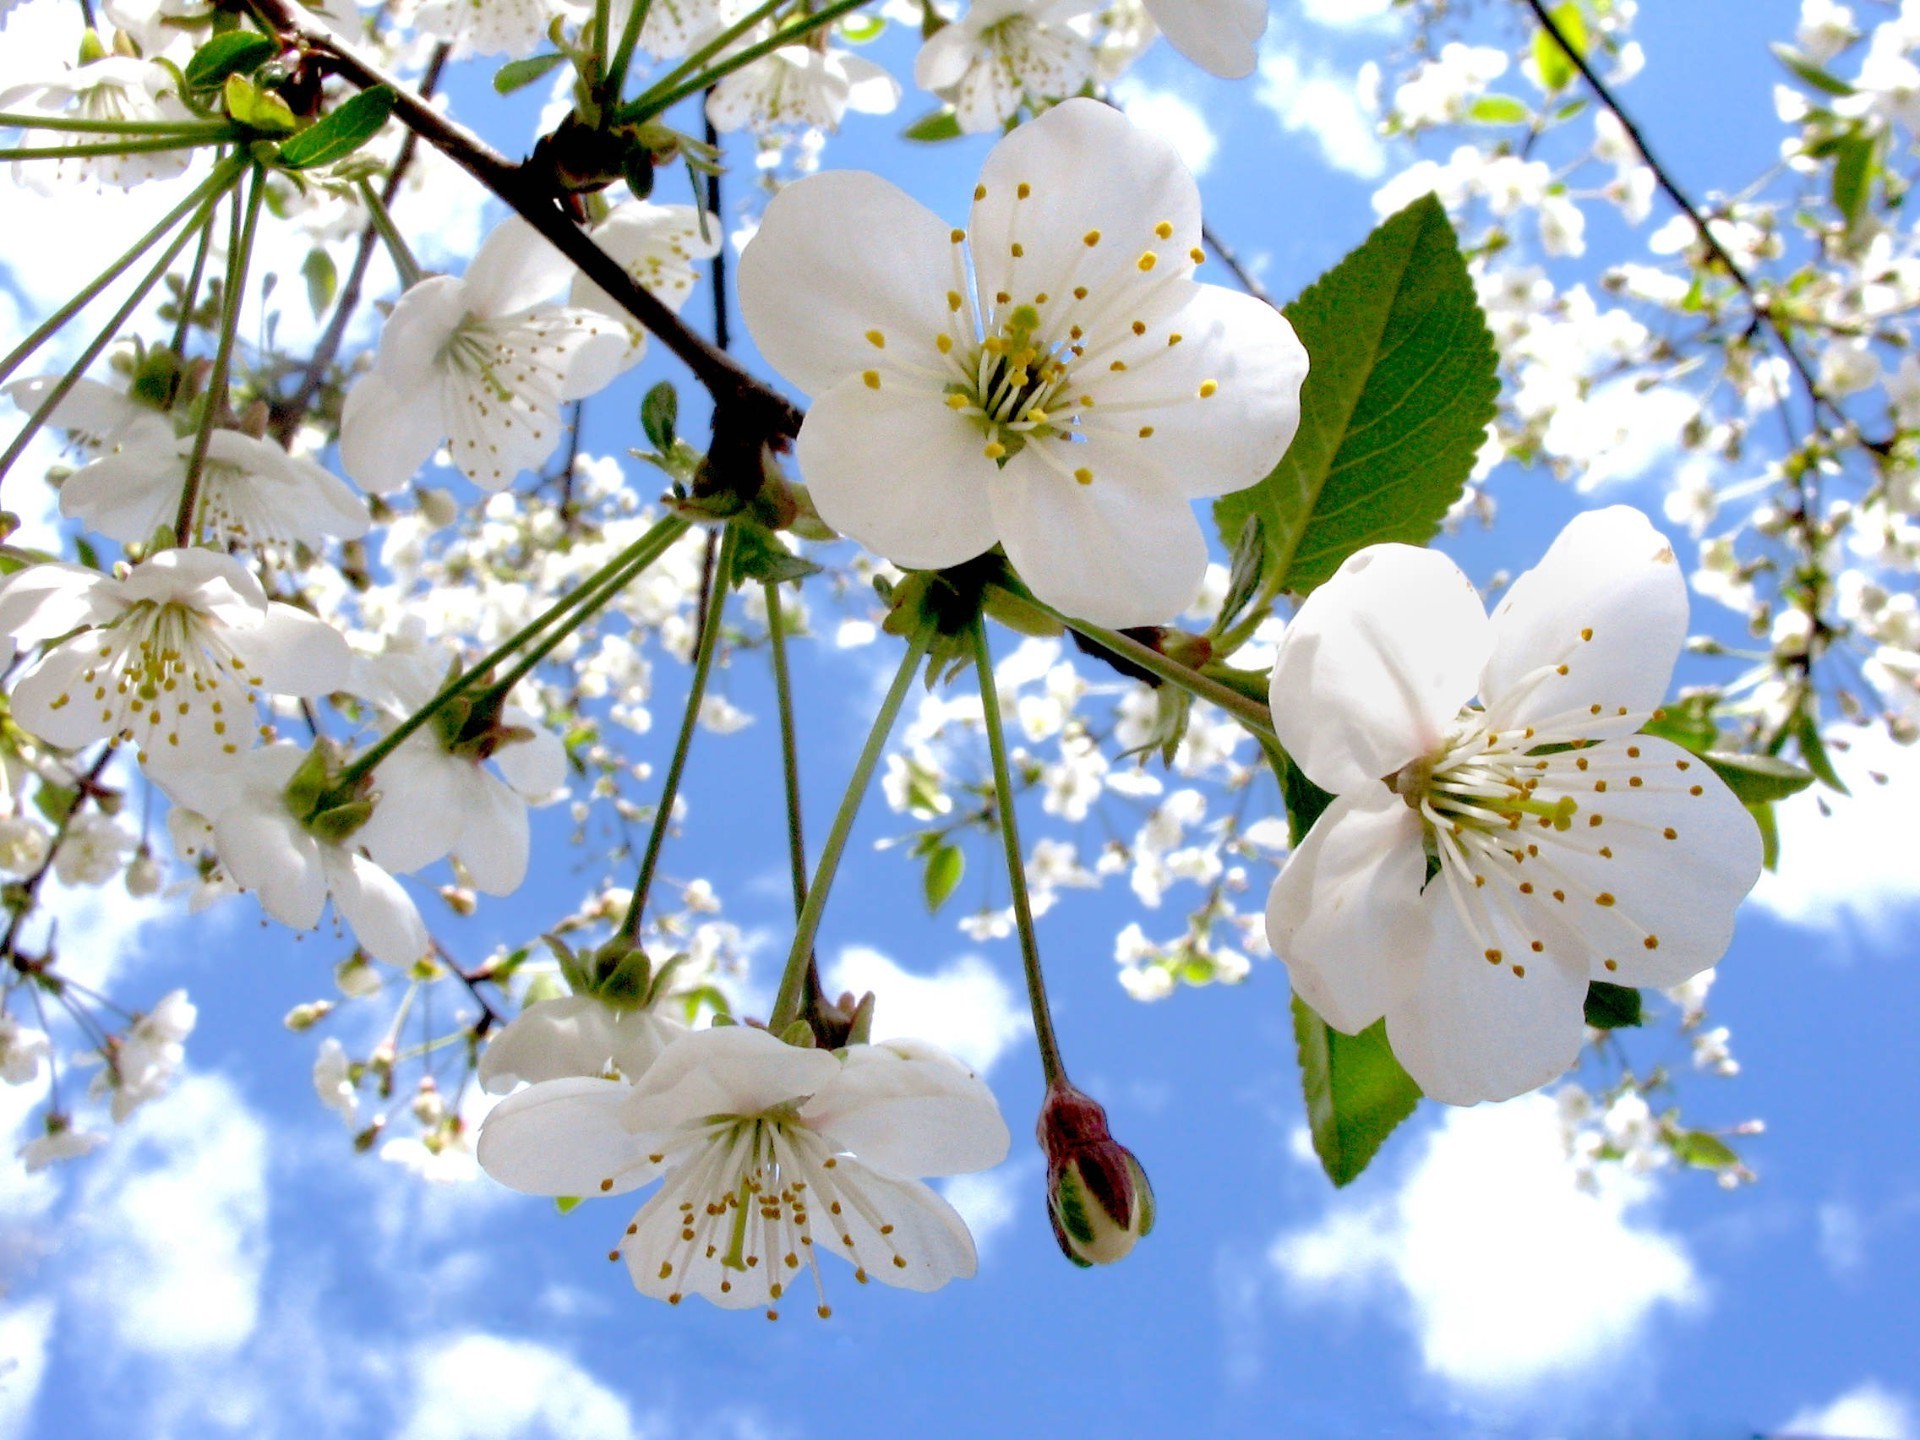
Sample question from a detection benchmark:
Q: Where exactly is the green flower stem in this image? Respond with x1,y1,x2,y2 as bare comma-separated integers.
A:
627,0,873,120
620,0,783,121
174,165,266,547
764,581,808,923
0,134,237,161
0,155,245,392
590,0,612,85
336,514,691,790
994,586,1278,740
768,625,932,1034
971,615,1068,1086
356,177,422,287
602,0,655,113
0,112,236,136
169,203,217,360
0,170,237,488
616,523,739,943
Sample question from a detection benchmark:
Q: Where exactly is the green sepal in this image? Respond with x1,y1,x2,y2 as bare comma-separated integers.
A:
778,1019,816,1048
306,799,374,843
555,1195,584,1214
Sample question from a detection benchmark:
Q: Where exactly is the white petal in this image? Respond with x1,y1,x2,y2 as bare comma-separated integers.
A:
462,216,575,319
989,446,1209,626
1268,543,1489,795
803,1042,1009,1178
493,722,567,797
738,169,957,398
797,372,1000,571
915,26,972,91
0,563,116,644
338,369,447,494
233,604,352,696
325,848,429,965
454,768,529,895
1483,506,1687,736
355,747,465,874
59,445,178,544
477,1077,657,1196
217,808,328,930
478,996,616,1092
1265,790,1430,1034
812,1160,978,1293
1142,0,1267,78
11,638,117,750
622,1025,841,1138
1386,897,1588,1106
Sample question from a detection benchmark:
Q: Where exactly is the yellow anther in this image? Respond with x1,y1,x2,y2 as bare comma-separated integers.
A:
936,333,953,353
1083,229,1101,246
1137,251,1158,271
1189,246,1205,264
865,330,885,348
1167,333,1183,346
862,370,881,390
1154,220,1174,239
973,184,986,200
946,393,967,410
1073,467,1093,485
1198,379,1218,398
1011,242,1024,258
1017,182,1031,198
950,228,966,244
947,290,963,311
984,441,1007,459
1131,320,1146,336
1137,425,1155,438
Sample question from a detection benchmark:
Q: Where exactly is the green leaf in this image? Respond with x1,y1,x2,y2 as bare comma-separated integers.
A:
1701,751,1814,805
223,74,298,135
277,86,396,169
903,108,962,142
922,843,964,912
494,52,568,95
1468,94,1531,125
1830,128,1878,231
728,522,821,587
1532,1,1589,93
1750,800,1781,872
1582,980,1643,1030
1214,194,1498,597
1292,996,1422,1188
1792,707,1850,795
1216,514,1266,633
184,31,277,94
1770,41,1856,97
641,380,678,450
1642,694,1719,753
1673,1130,1740,1170
301,248,337,318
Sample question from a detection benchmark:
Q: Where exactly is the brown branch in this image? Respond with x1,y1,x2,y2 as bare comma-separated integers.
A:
1202,222,1276,309
249,0,801,448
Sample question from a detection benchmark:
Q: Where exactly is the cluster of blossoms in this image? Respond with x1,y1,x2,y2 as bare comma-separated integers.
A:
0,0,1817,1322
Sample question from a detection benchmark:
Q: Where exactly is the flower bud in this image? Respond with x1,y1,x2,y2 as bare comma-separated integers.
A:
1036,1082,1155,1268
283,1000,335,1031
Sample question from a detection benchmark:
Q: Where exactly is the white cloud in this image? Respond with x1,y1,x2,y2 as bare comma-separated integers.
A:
1255,51,1387,179
822,946,1030,1074
1299,0,1396,29
1751,726,1920,935
1270,1095,1699,1394
71,1072,269,1357
1818,1201,1867,1278
1782,1380,1916,1440
399,1333,654,1440
1114,82,1219,178
0,1298,54,1440
939,1158,1034,1262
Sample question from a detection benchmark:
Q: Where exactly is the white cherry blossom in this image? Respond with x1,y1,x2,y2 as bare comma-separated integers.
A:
0,1015,50,1085
0,56,191,190
0,549,351,767
61,427,370,548
914,0,1099,133
477,1025,1009,1315
1264,508,1764,1106
567,201,722,388
1142,0,1267,80
339,217,624,494
87,987,195,1122
477,993,686,1094
706,41,902,134
738,97,1306,627
20,1118,107,1171
412,0,570,58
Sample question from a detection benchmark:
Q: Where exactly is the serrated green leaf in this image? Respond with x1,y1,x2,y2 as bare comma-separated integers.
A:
1701,751,1814,805
1532,1,1588,93
641,380,678,450
922,843,964,912
1582,980,1642,1029
494,52,568,95
1292,995,1422,1188
903,108,962,142
1214,194,1498,597
277,86,396,169
301,248,337,318
223,73,298,135
185,31,277,94
1469,94,1530,125
1771,41,1856,97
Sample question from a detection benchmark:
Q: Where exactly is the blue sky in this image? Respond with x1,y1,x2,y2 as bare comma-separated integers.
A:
3,0,1919,1437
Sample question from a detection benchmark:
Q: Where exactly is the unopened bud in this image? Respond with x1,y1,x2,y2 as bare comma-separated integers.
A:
124,852,162,898
283,1000,335,1031
416,486,459,530
335,955,382,998
1036,1081,1155,1268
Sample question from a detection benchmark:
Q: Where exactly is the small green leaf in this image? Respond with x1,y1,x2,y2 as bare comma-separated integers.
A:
1468,94,1531,125
33,783,78,827
903,108,962,142
1216,514,1266,634
1701,751,1814,805
923,843,964,912
554,1195,584,1214
1642,694,1720,753
185,31,277,94
301,247,337,318
223,73,298,135
494,52,569,95
1792,708,1850,795
1582,980,1642,1030
728,522,821,587
641,380,678,450
1292,996,1422,1188
1214,194,1498,597
277,86,397,169
1830,128,1879,231
1673,1130,1740,1170
1532,0,1589,93
1770,42,1856,97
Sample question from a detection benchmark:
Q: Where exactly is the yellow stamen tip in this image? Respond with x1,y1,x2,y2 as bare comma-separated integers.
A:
1083,229,1101,247
862,370,881,390
1137,251,1158,271
1073,467,1093,485
865,330,885,348
1198,379,1218,398
1154,220,1174,239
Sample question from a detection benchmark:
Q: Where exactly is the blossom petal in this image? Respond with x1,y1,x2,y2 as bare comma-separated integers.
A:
1386,897,1588,1106
217,809,328,931
59,445,177,544
1483,506,1687,737
11,638,119,751
456,768,530,895
235,604,352,697
1268,543,1490,795
988,446,1209,626
325,848,429,965
493,722,567,797
1142,0,1267,79
462,216,574,319
356,747,465,874
803,1040,1010,1178
338,370,448,494
810,1159,978,1293
739,169,957,398
0,563,116,643
478,996,616,1093
477,1076,658,1196
622,1026,840,1138
1265,790,1431,1034
797,373,1000,571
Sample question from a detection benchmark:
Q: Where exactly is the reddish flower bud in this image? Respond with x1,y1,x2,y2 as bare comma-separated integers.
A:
1037,1081,1155,1268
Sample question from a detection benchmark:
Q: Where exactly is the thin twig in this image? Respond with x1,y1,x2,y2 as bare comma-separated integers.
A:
1202,222,1276,308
